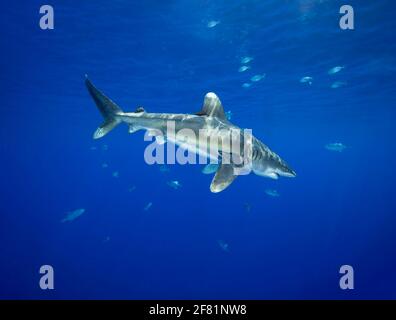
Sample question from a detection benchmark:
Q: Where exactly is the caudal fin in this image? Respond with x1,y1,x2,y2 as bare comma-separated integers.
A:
85,76,123,139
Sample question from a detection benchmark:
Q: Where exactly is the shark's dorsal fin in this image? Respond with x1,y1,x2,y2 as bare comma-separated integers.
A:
210,162,237,193
134,106,145,113
196,92,226,119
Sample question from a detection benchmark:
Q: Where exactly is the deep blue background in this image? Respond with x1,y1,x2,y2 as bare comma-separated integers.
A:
1,0,395,299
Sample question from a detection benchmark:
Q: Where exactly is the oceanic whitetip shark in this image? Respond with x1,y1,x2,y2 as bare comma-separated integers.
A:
85,77,296,192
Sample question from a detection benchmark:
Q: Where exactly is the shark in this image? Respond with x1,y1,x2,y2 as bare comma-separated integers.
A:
85,77,296,192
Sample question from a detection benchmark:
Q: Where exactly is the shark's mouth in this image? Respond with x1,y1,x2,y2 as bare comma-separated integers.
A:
279,171,297,178
275,167,297,178
258,168,296,180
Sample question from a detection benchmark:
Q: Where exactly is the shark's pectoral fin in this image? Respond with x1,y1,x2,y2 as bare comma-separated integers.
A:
210,163,237,193
196,92,227,120
267,172,279,179
94,118,121,139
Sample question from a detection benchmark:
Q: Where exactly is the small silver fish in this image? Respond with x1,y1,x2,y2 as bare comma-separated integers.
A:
238,65,250,72
241,56,253,64
61,208,85,223
144,202,153,211
325,142,347,152
265,189,280,197
218,240,230,252
331,81,347,89
328,66,344,75
251,74,266,82
207,20,220,28
300,76,313,85
167,180,182,190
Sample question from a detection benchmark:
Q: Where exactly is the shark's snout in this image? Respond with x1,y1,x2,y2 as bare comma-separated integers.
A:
276,166,296,178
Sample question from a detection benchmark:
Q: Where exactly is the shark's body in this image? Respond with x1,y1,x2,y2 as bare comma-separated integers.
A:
86,78,296,192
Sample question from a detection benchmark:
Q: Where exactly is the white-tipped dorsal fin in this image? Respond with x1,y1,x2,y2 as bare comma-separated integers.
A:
196,92,226,119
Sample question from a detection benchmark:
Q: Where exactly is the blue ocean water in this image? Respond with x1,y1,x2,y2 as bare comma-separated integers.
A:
1,0,396,299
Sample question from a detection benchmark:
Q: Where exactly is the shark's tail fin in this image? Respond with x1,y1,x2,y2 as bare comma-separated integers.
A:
85,76,123,139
